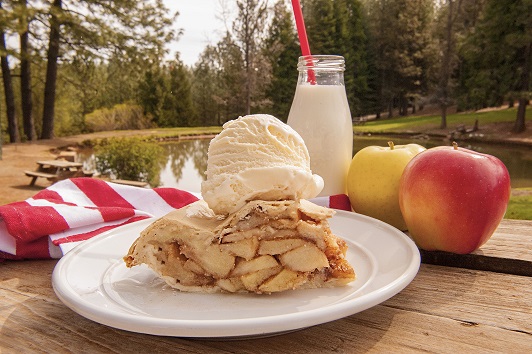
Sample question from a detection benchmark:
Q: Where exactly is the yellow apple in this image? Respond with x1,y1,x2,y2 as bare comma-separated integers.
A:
347,142,426,230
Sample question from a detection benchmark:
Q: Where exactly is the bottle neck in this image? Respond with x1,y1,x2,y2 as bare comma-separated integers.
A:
297,55,345,85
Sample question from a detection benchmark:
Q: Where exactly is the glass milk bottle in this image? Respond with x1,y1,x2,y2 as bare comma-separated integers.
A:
287,55,353,196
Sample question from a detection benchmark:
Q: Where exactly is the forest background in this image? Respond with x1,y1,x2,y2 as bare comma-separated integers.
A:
0,0,530,144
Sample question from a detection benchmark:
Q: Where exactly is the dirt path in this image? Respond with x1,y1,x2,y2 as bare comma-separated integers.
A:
0,140,64,205
0,132,143,205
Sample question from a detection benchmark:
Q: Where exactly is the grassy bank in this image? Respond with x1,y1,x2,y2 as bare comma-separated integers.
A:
506,188,532,220
353,106,531,141
355,108,513,132
76,126,222,146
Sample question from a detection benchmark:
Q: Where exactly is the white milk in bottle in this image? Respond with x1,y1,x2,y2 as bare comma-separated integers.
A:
287,55,353,196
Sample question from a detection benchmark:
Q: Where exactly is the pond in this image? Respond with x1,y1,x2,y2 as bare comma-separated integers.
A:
79,136,532,193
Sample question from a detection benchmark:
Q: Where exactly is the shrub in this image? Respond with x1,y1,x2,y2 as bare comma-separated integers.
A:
85,103,153,132
95,137,165,186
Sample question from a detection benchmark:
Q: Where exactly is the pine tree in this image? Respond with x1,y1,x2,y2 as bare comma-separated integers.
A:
19,0,35,141
342,0,369,116
0,0,19,143
219,33,247,122
167,58,194,127
138,66,165,126
305,0,338,55
364,0,435,117
433,0,486,128
299,0,370,117
41,0,62,139
192,46,221,126
460,0,530,132
393,0,435,116
38,0,177,138
364,0,396,117
434,0,462,129
232,0,269,115
263,0,300,121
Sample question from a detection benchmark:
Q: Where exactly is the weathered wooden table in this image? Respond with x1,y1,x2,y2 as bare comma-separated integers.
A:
1,219,530,352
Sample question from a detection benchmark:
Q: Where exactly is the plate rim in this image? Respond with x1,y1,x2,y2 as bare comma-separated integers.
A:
52,209,420,337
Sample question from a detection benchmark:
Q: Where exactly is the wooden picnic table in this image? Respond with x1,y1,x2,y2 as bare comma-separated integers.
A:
25,160,85,186
1,219,530,352
35,159,84,171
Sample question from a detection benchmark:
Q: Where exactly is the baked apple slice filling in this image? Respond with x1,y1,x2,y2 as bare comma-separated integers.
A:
124,199,355,294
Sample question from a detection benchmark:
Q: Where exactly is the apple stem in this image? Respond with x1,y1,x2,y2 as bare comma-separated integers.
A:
388,141,395,150
452,141,458,150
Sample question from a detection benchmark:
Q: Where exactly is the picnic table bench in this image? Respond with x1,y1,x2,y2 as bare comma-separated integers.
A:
24,170,59,185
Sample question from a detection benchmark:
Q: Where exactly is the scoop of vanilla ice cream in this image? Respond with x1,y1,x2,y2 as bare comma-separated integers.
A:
201,114,324,215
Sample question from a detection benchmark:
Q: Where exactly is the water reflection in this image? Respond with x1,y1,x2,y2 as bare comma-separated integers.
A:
79,136,531,192
157,136,532,190
159,139,210,193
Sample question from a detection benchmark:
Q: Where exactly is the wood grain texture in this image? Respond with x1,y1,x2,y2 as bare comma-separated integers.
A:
385,264,532,334
1,260,531,353
420,219,532,275
478,219,532,262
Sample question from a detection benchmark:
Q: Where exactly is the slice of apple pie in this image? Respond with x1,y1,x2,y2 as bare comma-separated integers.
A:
124,199,355,294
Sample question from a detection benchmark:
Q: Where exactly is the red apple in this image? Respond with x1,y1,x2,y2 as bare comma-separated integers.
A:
399,143,511,254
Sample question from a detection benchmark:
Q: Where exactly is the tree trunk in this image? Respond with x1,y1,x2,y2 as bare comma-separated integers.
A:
512,41,530,133
440,104,448,129
439,0,456,130
0,5,19,143
401,96,408,116
41,0,62,140
20,0,36,141
245,44,251,115
244,15,253,115
514,99,527,133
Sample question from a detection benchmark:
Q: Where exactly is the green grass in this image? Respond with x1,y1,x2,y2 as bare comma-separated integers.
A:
353,106,529,134
123,126,223,139
150,126,223,136
506,188,532,220
80,126,223,147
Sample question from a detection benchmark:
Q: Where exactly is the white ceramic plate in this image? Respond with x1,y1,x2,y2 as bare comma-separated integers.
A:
52,210,420,338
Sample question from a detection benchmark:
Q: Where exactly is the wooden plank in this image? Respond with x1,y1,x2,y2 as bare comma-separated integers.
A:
200,306,531,354
419,219,532,276
1,261,530,352
111,179,148,187
476,219,532,261
36,160,83,168
24,171,57,179
24,170,57,186
384,264,532,333
420,250,531,276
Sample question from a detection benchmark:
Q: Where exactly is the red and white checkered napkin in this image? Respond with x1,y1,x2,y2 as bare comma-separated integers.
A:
0,177,352,260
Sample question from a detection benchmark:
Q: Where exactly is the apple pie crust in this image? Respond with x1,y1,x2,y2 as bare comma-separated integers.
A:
124,199,355,294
